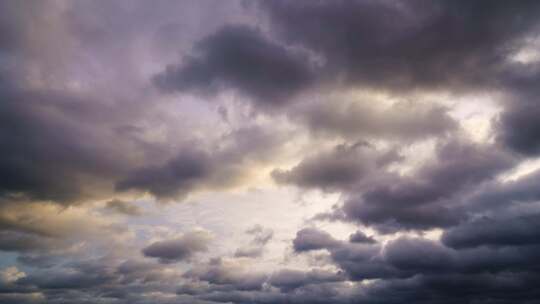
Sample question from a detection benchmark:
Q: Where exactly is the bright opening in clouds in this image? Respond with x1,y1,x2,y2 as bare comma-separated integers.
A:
2,1,540,303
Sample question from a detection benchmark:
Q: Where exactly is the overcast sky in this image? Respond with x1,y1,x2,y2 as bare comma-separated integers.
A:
2,1,540,303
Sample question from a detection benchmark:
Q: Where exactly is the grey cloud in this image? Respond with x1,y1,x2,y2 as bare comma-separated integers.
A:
183,259,268,292
234,225,273,258
233,247,264,259
0,231,58,253
261,0,540,159
273,142,395,192
348,231,376,244
16,254,61,269
292,228,340,252
0,87,134,205
442,213,540,249
142,230,212,263
116,148,213,200
0,0,264,208
295,233,540,285
497,96,540,156
153,25,315,108
384,237,455,274
117,125,285,201
328,243,393,280
342,139,516,232
466,169,540,212
262,0,540,92
268,269,344,292
3,1,540,304
17,268,115,290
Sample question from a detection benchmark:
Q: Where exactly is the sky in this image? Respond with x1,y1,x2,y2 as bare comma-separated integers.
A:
1,1,540,303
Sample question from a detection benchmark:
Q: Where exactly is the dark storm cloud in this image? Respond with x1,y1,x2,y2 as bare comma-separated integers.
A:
0,0,262,207
495,63,540,154
3,1,540,304
153,25,315,107
17,268,115,290
497,95,540,156
466,169,540,213
341,139,516,232
262,0,540,92
442,213,540,249
117,125,285,200
268,269,344,291
142,231,211,263
0,0,170,207
291,233,540,285
116,148,213,200
292,228,340,252
258,0,540,157
383,238,454,274
348,231,376,244
0,86,133,204
0,231,64,254
16,254,60,269
273,142,397,191
183,259,268,292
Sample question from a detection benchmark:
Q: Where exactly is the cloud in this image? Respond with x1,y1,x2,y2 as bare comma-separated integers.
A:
183,258,268,292
291,99,457,141
0,87,134,205
293,228,340,252
117,125,287,201
341,139,516,232
497,95,540,155
105,199,142,216
262,0,540,92
116,148,214,200
153,25,315,108
142,230,212,263
348,231,376,244
273,142,395,192
2,1,540,304
234,225,273,258
268,269,344,291
442,213,540,249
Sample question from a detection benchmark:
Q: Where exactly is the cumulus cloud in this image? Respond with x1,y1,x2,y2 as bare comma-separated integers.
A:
142,230,212,263
117,125,287,201
341,139,516,232
2,1,540,303
293,228,340,252
273,142,397,191
262,0,540,92
153,25,315,108
348,231,376,244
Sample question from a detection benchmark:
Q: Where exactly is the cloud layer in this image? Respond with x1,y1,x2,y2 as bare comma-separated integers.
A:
2,1,540,303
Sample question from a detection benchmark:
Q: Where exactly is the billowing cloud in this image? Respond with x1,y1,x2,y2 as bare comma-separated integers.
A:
273,141,399,191
153,25,315,108
142,230,212,263
340,139,516,232
2,1,540,303
262,0,540,92
293,228,340,252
